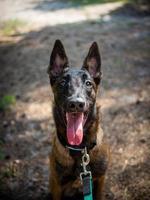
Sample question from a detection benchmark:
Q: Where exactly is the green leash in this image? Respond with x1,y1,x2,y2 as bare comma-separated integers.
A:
83,175,93,200
80,148,93,200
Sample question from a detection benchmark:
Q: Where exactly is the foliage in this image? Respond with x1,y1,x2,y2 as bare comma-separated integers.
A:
70,0,122,6
0,19,26,36
130,0,150,4
0,95,16,111
0,140,4,161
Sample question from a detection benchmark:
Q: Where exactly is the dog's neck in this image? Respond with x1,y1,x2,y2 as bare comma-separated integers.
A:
53,103,100,153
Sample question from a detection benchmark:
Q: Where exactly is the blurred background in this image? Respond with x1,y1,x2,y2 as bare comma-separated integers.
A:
0,0,150,199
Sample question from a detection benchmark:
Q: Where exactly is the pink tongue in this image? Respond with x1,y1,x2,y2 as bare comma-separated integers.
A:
66,112,84,146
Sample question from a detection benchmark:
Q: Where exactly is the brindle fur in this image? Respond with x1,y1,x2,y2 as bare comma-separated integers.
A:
48,40,110,200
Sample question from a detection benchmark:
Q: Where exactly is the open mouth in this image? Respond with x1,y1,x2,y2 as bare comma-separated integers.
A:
66,112,88,146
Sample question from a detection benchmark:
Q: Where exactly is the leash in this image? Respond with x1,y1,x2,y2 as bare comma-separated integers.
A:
66,146,93,200
80,147,93,200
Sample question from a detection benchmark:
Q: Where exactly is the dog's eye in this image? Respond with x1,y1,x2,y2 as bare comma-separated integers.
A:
85,80,92,88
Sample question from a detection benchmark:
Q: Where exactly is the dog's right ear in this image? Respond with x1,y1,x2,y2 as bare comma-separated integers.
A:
47,40,69,85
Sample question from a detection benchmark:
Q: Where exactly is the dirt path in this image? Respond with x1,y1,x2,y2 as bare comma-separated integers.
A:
0,0,123,26
0,1,150,200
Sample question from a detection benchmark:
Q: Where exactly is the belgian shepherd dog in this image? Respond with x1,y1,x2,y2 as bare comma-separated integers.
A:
47,40,109,200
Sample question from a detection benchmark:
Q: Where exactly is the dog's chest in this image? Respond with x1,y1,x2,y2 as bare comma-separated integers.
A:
55,159,83,197
55,158,82,185
55,152,107,186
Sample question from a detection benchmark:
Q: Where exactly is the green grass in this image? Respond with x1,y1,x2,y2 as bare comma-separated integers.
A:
0,150,5,161
70,0,122,6
0,95,16,111
0,166,17,178
0,140,5,161
70,0,148,5
0,19,26,36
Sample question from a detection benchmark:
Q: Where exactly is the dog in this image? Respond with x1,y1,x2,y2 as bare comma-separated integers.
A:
47,40,110,200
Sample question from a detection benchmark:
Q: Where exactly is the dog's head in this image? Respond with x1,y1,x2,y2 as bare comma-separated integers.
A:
48,40,101,146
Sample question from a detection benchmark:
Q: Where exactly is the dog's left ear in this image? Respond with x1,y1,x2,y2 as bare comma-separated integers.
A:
82,42,101,85
47,40,69,83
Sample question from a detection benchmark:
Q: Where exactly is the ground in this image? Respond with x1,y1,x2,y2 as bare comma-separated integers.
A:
0,0,150,200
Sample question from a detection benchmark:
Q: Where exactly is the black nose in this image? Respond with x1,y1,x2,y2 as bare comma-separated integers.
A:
68,99,85,112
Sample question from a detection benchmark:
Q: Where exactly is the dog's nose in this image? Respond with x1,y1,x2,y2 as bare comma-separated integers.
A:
68,99,85,112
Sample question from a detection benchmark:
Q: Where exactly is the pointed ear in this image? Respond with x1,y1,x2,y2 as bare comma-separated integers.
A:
82,42,101,85
47,40,69,78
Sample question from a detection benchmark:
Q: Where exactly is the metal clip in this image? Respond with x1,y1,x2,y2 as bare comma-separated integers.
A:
80,147,92,181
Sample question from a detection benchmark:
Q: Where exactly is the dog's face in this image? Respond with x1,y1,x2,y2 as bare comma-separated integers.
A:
48,40,101,146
